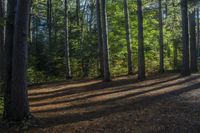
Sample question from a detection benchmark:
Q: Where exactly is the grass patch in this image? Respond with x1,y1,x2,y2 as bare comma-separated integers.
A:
0,96,3,118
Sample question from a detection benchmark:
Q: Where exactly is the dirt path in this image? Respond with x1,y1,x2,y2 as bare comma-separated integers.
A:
3,73,200,132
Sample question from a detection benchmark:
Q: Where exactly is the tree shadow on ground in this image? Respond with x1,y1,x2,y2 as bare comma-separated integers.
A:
29,74,181,102
29,74,200,130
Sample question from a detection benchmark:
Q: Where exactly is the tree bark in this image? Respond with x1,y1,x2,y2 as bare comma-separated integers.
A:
137,0,145,80
101,0,111,81
76,0,80,25
181,0,190,76
96,0,104,78
189,9,198,72
3,0,16,120
0,0,5,93
124,0,133,75
10,0,30,121
158,0,164,73
64,0,72,79
197,8,199,57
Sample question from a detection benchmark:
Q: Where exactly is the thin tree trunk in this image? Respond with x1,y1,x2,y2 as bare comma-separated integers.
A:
64,0,71,79
158,0,164,72
197,8,199,57
89,0,94,32
172,0,177,71
124,0,133,75
96,0,104,77
181,0,190,75
189,9,198,72
137,0,145,80
47,0,52,54
101,0,111,81
0,0,5,93
76,0,80,25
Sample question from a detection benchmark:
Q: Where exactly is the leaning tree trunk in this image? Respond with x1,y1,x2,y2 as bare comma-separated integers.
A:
137,0,145,80
64,0,71,79
3,0,16,120
96,0,104,78
101,0,111,82
181,0,190,76
124,0,133,75
10,0,31,121
189,9,198,72
158,0,164,73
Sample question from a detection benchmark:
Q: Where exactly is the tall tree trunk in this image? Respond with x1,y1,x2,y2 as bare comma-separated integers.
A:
47,0,52,57
137,0,145,80
101,0,111,82
96,0,104,78
3,0,16,120
76,0,80,25
124,0,133,75
189,9,198,72
64,0,71,79
172,0,177,71
89,0,94,32
158,0,164,73
0,0,5,93
10,0,30,121
181,0,190,76
197,8,199,57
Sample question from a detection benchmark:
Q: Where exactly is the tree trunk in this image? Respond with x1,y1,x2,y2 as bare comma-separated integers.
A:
48,0,52,51
197,8,199,57
173,40,178,70
96,0,104,78
76,0,80,25
101,0,111,82
10,0,30,121
64,0,71,79
124,0,133,75
3,0,16,120
158,0,164,73
0,0,5,93
181,0,190,76
137,0,145,80
189,10,198,72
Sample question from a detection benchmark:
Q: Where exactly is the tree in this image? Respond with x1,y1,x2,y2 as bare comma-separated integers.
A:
189,9,198,72
124,0,133,75
4,0,30,121
3,0,16,120
0,0,5,93
197,8,200,56
137,0,145,80
158,0,164,73
64,0,71,79
181,0,190,76
96,0,104,78
101,0,111,81
76,0,80,25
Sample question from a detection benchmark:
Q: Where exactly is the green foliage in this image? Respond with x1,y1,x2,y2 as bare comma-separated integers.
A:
28,0,186,83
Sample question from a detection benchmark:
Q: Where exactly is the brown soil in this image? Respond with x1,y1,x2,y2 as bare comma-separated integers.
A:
2,73,200,132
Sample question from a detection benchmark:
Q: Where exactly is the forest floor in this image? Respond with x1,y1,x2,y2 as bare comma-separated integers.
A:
1,73,200,133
